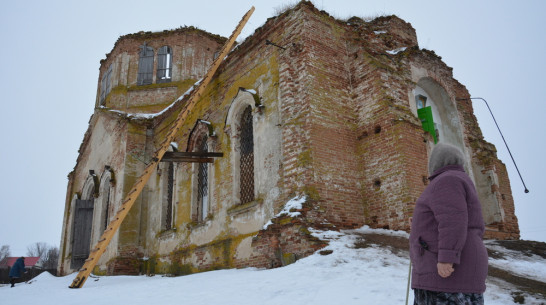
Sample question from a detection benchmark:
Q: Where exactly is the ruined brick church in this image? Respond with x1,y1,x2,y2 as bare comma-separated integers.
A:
58,1,519,276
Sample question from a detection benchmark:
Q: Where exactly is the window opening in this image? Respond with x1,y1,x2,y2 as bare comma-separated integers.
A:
137,44,154,85
239,106,255,204
197,136,209,221
157,46,172,83
100,64,112,105
165,162,174,230
102,186,111,233
415,94,427,109
416,94,438,143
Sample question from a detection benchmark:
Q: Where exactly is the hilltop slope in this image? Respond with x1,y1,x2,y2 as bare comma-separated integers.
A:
1,227,545,305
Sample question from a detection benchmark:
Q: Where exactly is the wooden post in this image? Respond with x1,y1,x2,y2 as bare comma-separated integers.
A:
69,6,255,288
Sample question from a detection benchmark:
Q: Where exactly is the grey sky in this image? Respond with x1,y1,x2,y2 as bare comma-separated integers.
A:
1,0,544,256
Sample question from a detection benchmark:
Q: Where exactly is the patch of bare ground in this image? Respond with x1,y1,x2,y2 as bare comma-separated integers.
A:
353,232,409,256
487,239,546,260
353,232,546,300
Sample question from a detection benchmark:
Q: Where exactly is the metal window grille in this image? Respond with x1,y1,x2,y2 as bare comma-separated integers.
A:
239,106,255,204
137,44,154,85
197,136,209,221
165,162,174,230
157,46,172,83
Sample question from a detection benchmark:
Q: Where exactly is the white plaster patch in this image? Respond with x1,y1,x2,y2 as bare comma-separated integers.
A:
235,236,253,260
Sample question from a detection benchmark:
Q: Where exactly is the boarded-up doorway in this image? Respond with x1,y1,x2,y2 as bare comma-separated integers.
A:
71,198,94,270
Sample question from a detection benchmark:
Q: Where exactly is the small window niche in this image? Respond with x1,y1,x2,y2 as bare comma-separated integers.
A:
415,94,427,109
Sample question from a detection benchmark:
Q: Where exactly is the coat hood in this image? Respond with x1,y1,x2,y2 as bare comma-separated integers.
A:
428,164,465,181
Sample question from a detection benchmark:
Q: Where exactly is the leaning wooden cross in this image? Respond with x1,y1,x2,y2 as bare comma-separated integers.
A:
69,6,255,288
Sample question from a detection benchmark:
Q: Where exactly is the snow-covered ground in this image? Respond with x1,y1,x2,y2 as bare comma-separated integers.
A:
2,227,544,305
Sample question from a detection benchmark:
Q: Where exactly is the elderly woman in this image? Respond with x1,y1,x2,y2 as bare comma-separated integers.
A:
409,143,488,305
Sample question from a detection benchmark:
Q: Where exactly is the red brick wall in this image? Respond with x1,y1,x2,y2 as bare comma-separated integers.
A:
108,247,141,275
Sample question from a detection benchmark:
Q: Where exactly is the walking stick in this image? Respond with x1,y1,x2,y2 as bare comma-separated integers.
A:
406,216,413,305
405,261,412,305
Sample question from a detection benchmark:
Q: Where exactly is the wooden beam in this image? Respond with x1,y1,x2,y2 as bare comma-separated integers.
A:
161,157,214,163
163,151,224,158
160,152,223,162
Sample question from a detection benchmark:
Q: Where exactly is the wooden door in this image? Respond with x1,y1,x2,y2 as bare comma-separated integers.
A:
71,199,94,270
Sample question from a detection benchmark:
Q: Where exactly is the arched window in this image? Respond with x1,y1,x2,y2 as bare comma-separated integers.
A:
157,46,172,83
196,135,209,222
188,121,214,223
137,44,154,85
157,144,178,231
239,105,255,204
89,168,115,248
98,168,114,234
225,90,261,207
414,81,466,146
102,186,111,232
164,161,175,230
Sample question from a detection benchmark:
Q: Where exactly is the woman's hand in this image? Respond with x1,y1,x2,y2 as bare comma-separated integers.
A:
437,262,454,278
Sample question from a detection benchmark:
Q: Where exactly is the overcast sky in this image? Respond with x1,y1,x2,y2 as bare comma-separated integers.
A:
1,0,544,256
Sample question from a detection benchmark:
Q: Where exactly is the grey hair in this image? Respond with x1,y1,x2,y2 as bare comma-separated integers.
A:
428,143,465,175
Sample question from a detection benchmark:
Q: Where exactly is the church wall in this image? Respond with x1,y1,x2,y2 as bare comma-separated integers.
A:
59,113,130,275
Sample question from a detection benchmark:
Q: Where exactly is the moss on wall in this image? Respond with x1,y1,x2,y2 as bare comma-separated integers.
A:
147,232,258,275
102,79,198,111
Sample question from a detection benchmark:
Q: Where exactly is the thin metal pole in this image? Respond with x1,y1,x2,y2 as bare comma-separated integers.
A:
457,97,529,193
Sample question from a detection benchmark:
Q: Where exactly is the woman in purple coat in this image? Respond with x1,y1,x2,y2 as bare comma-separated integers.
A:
410,143,488,305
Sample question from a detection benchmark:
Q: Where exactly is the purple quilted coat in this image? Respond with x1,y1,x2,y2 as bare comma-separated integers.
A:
409,165,488,294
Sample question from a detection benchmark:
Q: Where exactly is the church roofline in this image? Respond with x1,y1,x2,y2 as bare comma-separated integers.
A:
101,25,227,65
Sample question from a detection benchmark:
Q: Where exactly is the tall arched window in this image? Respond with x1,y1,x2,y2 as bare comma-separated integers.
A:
239,105,255,204
164,162,175,230
196,135,209,221
99,169,114,234
159,144,176,231
137,44,154,85
157,46,172,83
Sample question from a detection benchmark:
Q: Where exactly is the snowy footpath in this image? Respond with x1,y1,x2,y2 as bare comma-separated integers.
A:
2,227,545,305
